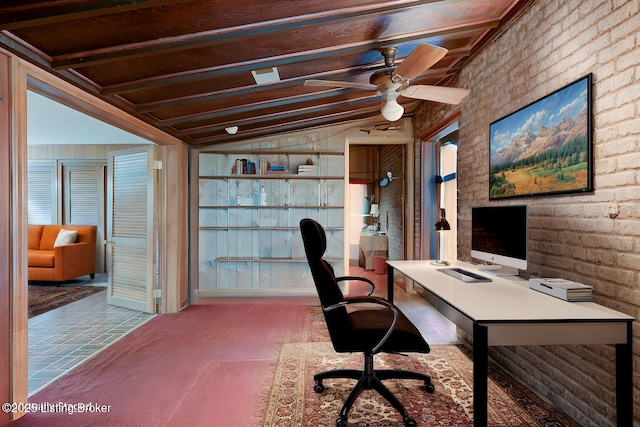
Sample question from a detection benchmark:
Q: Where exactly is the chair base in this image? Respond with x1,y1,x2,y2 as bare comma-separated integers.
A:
313,352,434,427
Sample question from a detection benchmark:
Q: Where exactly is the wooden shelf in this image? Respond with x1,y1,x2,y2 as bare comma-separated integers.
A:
199,174,343,180
200,226,343,231
198,148,345,292
199,205,344,209
200,150,342,156
214,257,341,263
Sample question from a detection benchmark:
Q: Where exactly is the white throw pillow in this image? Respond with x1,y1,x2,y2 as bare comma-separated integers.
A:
54,229,78,247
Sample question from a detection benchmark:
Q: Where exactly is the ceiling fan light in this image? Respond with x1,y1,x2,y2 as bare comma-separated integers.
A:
380,99,404,122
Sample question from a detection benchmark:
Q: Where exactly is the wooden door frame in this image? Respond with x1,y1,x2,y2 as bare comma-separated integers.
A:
1,50,188,422
0,50,12,426
345,131,415,264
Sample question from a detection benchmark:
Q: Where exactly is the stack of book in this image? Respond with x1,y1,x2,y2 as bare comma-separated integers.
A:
268,165,287,174
233,159,258,174
297,164,318,175
528,278,593,302
259,159,270,175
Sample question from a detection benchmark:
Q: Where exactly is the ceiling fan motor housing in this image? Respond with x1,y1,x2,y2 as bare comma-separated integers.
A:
378,46,398,67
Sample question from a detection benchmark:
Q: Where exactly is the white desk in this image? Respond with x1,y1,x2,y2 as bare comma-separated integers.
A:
386,260,633,427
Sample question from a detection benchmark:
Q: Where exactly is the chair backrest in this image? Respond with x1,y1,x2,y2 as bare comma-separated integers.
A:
299,218,348,333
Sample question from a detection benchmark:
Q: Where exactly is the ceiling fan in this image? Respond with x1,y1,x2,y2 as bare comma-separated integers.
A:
304,43,470,122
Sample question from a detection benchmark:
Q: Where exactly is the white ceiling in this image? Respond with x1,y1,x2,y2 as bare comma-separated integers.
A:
27,90,152,145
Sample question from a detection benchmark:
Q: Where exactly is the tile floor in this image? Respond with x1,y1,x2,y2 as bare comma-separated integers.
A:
28,278,154,396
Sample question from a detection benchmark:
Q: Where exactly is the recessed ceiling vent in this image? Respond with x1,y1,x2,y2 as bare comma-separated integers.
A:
251,67,280,85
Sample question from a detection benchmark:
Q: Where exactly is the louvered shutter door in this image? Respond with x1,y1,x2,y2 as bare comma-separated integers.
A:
64,167,100,225
107,147,155,313
63,165,105,272
27,163,56,225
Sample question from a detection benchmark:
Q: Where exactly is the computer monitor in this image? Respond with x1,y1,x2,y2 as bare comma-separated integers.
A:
471,205,528,276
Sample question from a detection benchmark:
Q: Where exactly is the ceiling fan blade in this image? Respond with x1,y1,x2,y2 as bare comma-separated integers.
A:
303,79,378,91
392,43,448,81
400,85,470,104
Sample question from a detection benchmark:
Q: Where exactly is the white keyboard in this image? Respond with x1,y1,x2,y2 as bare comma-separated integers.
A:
437,268,492,283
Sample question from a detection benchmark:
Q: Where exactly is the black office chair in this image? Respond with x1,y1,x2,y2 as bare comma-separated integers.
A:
299,218,434,427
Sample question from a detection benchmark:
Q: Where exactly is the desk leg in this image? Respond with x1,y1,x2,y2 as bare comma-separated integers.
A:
615,321,633,426
387,265,394,302
473,323,488,427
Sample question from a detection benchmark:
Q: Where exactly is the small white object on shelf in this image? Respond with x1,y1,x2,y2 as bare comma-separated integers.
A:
297,164,318,175
259,186,268,206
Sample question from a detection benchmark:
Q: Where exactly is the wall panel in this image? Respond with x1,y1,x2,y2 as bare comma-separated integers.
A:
413,0,640,425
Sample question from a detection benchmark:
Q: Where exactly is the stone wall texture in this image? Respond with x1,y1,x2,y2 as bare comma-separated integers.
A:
378,144,405,260
413,0,639,425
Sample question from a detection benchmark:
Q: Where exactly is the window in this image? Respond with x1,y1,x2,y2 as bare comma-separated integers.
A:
421,122,458,261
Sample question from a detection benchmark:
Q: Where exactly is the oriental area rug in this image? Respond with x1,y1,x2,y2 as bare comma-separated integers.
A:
261,310,577,427
28,284,106,318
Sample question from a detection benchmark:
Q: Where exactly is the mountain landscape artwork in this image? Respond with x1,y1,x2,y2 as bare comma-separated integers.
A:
489,74,592,199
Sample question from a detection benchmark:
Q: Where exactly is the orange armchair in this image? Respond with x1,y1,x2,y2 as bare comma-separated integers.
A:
28,225,97,283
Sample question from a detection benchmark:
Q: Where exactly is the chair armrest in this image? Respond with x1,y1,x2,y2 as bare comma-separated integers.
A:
335,276,375,296
324,296,398,354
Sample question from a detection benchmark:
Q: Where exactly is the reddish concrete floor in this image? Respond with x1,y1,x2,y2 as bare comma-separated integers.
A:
13,266,457,426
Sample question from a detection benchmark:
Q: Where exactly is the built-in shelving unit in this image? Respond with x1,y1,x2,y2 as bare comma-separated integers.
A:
198,147,345,295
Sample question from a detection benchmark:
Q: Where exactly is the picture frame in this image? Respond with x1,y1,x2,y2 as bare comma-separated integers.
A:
489,74,593,199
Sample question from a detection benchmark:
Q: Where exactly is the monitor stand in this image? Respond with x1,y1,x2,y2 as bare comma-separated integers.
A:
479,264,519,277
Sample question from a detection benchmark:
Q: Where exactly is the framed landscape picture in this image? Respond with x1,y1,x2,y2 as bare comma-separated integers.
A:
489,74,593,199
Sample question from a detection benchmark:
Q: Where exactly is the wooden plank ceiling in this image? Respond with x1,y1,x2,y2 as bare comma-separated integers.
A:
0,0,532,147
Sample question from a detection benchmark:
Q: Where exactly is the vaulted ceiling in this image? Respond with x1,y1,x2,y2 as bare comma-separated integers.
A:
0,0,532,147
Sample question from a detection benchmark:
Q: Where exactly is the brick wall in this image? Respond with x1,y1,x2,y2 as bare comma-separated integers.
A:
378,144,405,260
412,141,423,259
413,0,640,425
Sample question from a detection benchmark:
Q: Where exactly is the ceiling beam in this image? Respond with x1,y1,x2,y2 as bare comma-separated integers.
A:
49,0,458,69
102,46,385,96
191,107,382,146
105,25,487,99
133,68,380,113
158,89,374,126
177,96,382,136
0,1,190,30
130,45,469,119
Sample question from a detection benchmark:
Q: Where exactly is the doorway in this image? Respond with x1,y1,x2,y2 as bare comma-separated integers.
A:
3,53,187,419
348,143,407,267
26,90,157,395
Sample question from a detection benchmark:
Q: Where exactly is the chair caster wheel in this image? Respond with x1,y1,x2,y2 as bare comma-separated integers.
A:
425,382,435,393
404,417,417,427
336,416,348,427
314,380,325,393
